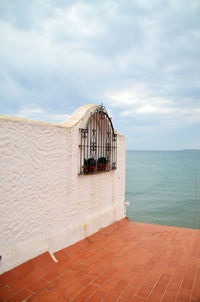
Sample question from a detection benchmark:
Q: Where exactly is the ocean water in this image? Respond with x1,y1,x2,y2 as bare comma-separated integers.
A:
126,150,200,229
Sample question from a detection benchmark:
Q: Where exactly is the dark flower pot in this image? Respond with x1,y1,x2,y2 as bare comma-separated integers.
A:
83,159,88,173
97,157,107,171
97,163,107,171
87,158,96,173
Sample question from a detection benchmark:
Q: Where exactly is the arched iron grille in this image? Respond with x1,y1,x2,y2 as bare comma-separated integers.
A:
79,106,117,174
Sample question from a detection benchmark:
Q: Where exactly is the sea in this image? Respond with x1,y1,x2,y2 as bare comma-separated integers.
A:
125,150,200,229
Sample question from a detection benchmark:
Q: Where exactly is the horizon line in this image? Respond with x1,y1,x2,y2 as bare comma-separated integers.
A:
126,149,200,151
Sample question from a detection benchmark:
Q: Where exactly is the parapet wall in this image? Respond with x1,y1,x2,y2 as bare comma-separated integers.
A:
0,104,126,273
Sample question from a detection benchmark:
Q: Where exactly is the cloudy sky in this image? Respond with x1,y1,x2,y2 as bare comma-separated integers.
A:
0,0,200,150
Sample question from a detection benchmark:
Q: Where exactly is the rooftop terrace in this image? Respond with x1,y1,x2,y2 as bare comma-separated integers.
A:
0,218,200,302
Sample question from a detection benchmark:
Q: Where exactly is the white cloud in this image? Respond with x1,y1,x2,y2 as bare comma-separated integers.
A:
18,107,45,115
136,104,172,115
106,85,200,125
106,83,149,106
16,105,69,123
120,104,200,123
181,108,200,123
120,104,173,117
106,84,174,114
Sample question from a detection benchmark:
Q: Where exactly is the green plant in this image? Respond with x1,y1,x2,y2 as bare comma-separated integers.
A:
98,157,107,164
88,158,96,165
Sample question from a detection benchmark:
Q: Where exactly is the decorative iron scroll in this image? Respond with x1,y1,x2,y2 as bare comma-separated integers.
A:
79,105,117,174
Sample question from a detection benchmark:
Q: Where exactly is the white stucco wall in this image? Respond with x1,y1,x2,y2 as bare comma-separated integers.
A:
0,104,126,273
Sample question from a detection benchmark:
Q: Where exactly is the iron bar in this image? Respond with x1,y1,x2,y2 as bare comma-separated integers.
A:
79,106,117,174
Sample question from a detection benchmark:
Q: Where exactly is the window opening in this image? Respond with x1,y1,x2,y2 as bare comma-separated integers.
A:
79,105,117,174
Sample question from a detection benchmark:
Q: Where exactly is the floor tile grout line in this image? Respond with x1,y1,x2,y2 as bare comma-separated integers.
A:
188,261,200,302
144,253,173,301
173,255,193,302
1,221,199,302
162,237,196,302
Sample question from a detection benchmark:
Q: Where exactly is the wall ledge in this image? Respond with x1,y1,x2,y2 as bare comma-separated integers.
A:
61,104,98,128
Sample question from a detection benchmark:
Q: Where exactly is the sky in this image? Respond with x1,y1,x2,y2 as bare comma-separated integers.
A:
0,0,200,150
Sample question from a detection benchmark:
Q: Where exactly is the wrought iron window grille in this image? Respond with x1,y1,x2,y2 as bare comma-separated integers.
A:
79,105,117,175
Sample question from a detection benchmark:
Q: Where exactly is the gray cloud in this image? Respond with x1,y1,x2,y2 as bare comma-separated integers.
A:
0,0,200,149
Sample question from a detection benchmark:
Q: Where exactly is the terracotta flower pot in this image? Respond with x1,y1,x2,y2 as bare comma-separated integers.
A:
88,164,96,172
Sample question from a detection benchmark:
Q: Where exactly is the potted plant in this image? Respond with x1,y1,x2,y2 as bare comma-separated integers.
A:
87,158,96,173
97,157,107,171
83,159,88,173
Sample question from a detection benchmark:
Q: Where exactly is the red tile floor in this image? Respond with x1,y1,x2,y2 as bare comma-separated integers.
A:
0,218,200,302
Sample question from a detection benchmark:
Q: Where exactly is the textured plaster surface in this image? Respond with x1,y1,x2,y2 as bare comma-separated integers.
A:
0,104,126,273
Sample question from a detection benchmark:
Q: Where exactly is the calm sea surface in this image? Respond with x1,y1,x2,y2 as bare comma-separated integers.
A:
126,150,200,229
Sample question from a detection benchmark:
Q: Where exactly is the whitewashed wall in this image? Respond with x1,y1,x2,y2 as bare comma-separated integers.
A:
0,104,126,273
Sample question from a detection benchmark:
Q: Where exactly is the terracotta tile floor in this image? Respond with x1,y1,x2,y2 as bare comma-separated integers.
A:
0,218,200,302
